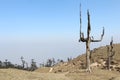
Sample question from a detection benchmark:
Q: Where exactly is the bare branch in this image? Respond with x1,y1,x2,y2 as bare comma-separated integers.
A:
79,3,82,41
79,32,87,42
87,10,91,38
80,3,82,38
81,33,87,42
79,4,87,42
110,37,113,48
110,37,114,52
91,27,105,42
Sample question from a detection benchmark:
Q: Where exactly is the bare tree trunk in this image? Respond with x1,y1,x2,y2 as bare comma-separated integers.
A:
86,41,91,72
107,38,115,70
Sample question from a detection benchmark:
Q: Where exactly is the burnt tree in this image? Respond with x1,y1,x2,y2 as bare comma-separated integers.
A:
107,37,115,70
79,5,104,72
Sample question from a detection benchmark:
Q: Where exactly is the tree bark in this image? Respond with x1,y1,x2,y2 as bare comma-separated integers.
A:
86,38,91,72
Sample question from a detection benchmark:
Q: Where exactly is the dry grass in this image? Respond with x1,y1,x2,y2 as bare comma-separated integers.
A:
0,68,71,80
66,68,120,80
0,68,120,80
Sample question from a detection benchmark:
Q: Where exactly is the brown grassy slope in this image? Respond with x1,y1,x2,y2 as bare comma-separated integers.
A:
0,68,71,80
75,43,120,63
35,67,51,73
66,68,120,80
52,44,120,72
1,68,120,80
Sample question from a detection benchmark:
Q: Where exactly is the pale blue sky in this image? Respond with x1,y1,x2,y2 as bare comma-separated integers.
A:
0,0,120,65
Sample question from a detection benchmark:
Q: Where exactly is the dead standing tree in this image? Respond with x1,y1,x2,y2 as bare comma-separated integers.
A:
79,5,104,72
21,56,25,69
107,37,115,70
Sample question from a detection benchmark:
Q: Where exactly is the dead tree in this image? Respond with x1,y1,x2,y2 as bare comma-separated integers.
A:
21,56,25,69
30,59,37,71
5,59,8,68
25,62,28,70
79,5,104,72
107,37,115,70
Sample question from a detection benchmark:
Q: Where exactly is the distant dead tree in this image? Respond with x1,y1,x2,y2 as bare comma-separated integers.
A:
25,62,28,69
67,57,72,62
46,59,53,67
21,56,25,69
107,37,115,70
79,4,104,72
5,59,8,68
0,61,2,68
52,58,56,66
30,59,37,71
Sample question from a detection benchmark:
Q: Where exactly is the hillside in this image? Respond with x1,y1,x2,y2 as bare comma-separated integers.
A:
52,44,120,73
